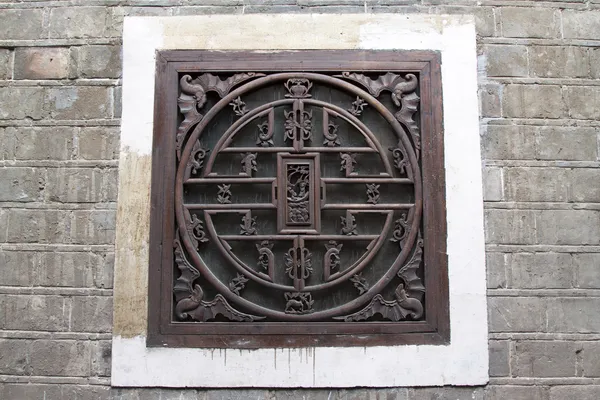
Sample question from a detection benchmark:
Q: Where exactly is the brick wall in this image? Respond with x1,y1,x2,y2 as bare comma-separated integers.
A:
0,1,599,399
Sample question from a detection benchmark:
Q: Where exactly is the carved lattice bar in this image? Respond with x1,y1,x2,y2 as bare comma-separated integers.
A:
148,50,448,348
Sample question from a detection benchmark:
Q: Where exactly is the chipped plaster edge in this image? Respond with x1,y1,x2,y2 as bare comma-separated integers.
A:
113,14,487,387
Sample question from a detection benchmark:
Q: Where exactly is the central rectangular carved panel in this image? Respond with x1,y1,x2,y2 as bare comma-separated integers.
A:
148,50,448,348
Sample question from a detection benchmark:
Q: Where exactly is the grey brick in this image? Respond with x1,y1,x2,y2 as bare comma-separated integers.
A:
0,208,7,242
484,209,537,245
482,166,503,201
487,252,507,289
565,86,600,120
501,7,560,38
0,167,45,202
489,340,509,377
46,168,117,203
71,296,112,332
582,342,600,377
529,46,589,78
92,340,111,377
0,295,69,331
481,125,536,160
0,87,46,120
488,297,546,332
77,45,122,79
6,209,69,244
0,251,38,286
30,340,91,376
0,339,29,375
0,49,11,80
591,48,600,79
484,45,528,77
70,210,116,245
514,341,579,377
113,86,122,118
0,9,45,40
338,388,408,400
479,83,502,118
562,11,600,40
550,386,600,400
505,167,568,202
535,126,598,161
37,252,110,288
0,384,63,400
502,85,566,119
508,252,573,289
8,126,76,161
486,386,546,400
573,253,600,289
45,87,111,120
62,385,111,400
569,169,600,202
49,7,109,39
547,298,600,333
77,127,120,160
410,387,484,400
207,389,270,399
536,210,600,245
14,47,70,80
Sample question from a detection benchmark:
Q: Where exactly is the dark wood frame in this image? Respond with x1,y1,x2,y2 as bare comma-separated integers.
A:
147,50,448,348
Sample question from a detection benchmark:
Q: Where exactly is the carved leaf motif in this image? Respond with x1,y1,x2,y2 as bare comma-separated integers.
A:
197,72,265,98
397,232,426,298
389,145,413,180
240,212,257,235
335,71,405,97
188,292,265,322
229,273,249,296
348,96,367,117
217,184,232,204
350,273,369,295
173,233,200,305
366,183,380,205
341,212,357,236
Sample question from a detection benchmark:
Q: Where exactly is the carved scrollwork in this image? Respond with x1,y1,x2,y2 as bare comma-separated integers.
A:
229,273,249,296
184,141,209,180
350,273,369,295
256,109,275,147
229,96,248,116
348,96,367,117
284,292,314,314
285,78,312,98
397,232,426,299
323,119,340,147
341,211,358,236
217,184,232,204
340,153,357,176
184,209,209,250
366,183,380,205
173,233,200,310
323,241,342,281
240,152,257,176
390,211,410,248
256,240,274,280
389,145,413,180
240,212,257,235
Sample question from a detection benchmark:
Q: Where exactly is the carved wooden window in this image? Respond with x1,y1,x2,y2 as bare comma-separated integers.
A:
148,50,448,347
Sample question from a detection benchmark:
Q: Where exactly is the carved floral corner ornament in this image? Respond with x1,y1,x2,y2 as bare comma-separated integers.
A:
150,50,447,346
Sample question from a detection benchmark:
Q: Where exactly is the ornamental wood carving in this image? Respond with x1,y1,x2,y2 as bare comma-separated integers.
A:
148,50,448,348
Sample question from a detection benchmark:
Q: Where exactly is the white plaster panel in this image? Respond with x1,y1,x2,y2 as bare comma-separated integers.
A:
113,14,488,388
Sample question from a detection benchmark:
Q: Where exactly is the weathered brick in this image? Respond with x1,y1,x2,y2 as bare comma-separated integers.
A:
535,126,598,161
547,298,600,333
0,87,46,120
514,341,579,377
0,295,69,331
501,7,560,38
488,297,546,332
0,208,8,242
562,11,600,40
529,46,589,78
77,127,120,160
569,169,600,202
91,340,111,377
481,125,536,160
590,48,600,79
484,45,528,77
487,252,507,289
6,209,69,244
70,210,116,245
7,126,76,161
30,340,92,376
206,389,271,400
410,387,484,400
45,87,111,120
489,340,509,377
482,166,503,201
77,45,122,78
550,386,600,400
0,384,62,400
485,209,536,245
573,253,600,289
508,252,573,289
49,7,109,39
582,342,600,377
505,167,568,202
62,386,111,400
479,83,502,118
0,339,29,375
486,385,546,400
0,9,45,40
46,168,117,203
37,252,111,288
536,210,600,245
432,6,496,37
565,86,600,120
0,49,11,79
502,85,566,119
70,296,112,332
14,47,70,80
0,167,45,202
338,388,408,400
0,251,38,286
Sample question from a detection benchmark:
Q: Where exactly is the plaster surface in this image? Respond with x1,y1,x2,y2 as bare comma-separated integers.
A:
113,14,487,387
